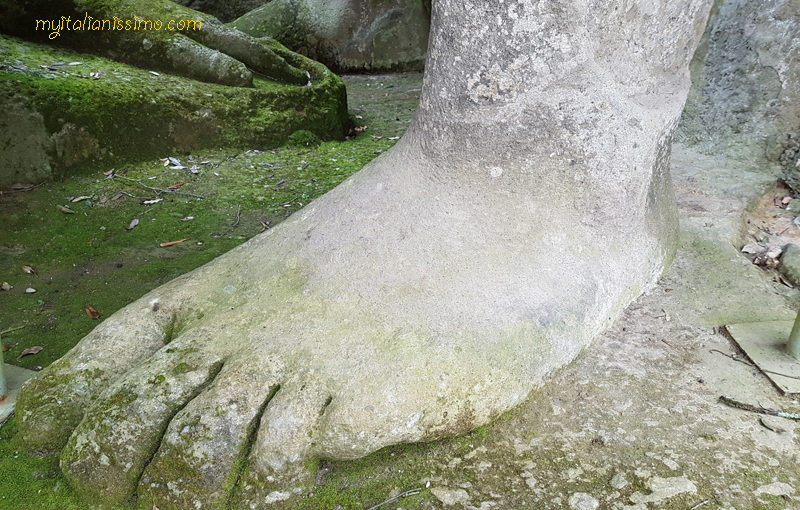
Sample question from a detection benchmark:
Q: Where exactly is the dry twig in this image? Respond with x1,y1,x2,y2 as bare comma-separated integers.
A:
365,488,423,510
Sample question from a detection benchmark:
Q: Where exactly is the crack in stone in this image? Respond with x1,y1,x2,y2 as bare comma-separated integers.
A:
319,395,333,417
223,383,282,508
130,359,226,505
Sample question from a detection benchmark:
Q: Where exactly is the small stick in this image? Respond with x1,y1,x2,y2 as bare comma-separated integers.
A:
114,175,204,199
115,191,147,200
365,488,423,510
719,396,800,420
0,325,25,336
233,205,242,227
689,500,709,510
709,349,800,381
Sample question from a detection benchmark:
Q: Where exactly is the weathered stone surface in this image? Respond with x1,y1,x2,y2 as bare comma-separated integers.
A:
230,0,431,72
0,35,347,185
431,486,471,506
15,0,712,507
629,476,697,505
0,95,52,187
677,0,800,180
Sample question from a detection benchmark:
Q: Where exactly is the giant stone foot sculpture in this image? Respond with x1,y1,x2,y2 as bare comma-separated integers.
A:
15,0,713,507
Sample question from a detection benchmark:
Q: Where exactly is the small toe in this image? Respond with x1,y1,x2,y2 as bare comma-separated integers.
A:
235,376,332,508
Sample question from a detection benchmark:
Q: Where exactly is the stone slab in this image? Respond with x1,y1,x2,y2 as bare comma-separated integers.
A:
725,321,800,396
0,364,38,427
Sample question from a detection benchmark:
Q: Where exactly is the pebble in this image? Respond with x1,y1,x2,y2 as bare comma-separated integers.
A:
431,487,470,506
610,472,628,489
25,287,36,293
754,482,795,497
629,476,696,505
569,492,599,510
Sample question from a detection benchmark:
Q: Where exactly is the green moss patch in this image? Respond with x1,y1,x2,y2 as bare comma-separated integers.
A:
0,34,348,185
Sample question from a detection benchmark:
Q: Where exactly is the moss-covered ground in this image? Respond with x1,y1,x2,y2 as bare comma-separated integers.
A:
0,72,428,509
0,34,348,183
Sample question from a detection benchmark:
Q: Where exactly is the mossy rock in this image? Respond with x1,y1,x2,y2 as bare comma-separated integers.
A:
229,0,431,73
779,243,800,287
0,34,349,187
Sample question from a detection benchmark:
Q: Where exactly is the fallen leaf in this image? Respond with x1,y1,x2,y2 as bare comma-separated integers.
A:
353,126,368,134
111,192,125,200
169,165,187,171
143,198,163,205
103,169,115,176
2,344,10,352
84,305,100,319
58,205,75,214
67,61,83,66
149,70,160,76
168,157,181,166
10,183,35,191
180,216,194,222
1,282,12,291
160,238,188,247
22,265,34,274
127,218,139,230
388,136,400,141
189,166,200,174
168,182,186,190
25,287,36,294
17,346,43,360
71,195,92,202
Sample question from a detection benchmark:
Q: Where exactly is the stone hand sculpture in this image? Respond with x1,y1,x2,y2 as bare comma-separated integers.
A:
1,0,309,86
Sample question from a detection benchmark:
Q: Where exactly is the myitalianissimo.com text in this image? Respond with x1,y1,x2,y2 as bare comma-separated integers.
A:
37,14,202,40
